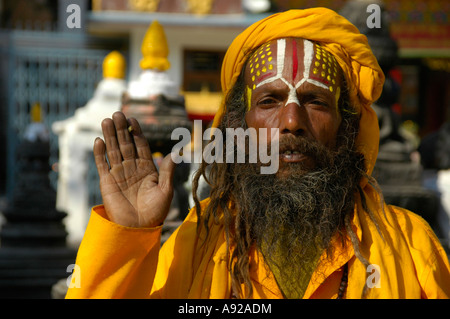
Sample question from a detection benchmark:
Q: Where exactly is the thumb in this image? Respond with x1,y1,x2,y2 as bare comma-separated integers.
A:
158,153,176,194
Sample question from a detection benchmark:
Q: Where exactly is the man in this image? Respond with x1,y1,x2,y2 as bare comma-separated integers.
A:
66,8,450,299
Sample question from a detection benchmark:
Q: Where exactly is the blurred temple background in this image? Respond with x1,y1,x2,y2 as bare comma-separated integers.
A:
0,0,448,298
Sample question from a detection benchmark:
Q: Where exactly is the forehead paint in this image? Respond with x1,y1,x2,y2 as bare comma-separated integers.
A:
246,85,252,111
246,39,341,110
248,42,276,90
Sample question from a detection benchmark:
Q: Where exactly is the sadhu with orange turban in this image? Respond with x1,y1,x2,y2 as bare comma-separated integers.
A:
66,8,450,299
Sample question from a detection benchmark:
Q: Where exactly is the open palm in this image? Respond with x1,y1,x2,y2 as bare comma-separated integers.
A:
93,112,175,228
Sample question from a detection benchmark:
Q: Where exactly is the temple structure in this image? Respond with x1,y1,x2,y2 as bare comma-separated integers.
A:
122,20,191,156
0,105,75,298
120,21,192,240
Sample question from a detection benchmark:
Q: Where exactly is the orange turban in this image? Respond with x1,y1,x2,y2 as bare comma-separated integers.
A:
213,8,385,183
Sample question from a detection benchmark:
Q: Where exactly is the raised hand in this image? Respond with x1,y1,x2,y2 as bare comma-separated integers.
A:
93,111,176,228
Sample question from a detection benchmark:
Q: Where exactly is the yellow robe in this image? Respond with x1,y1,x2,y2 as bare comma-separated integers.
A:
65,189,450,299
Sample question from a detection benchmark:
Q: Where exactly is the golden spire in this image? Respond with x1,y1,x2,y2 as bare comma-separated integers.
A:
140,20,170,71
103,51,126,79
31,102,42,123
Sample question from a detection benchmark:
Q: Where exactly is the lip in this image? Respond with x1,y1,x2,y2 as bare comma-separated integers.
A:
279,151,308,163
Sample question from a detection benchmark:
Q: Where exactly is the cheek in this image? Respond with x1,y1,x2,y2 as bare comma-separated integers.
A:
245,107,280,129
245,109,280,143
309,111,341,146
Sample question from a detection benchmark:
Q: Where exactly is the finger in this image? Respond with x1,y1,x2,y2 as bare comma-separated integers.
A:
93,137,109,177
101,118,122,167
112,111,136,162
127,117,153,161
158,153,176,194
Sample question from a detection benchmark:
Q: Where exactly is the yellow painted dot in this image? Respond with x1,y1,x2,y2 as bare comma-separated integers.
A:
327,75,331,81
262,66,267,72
334,72,337,77
329,86,334,92
253,84,256,89
267,51,272,56
316,54,321,60
313,68,318,75
255,57,259,62
332,79,336,85
322,63,326,69
323,57,327,63
321,71,325,77
250,63,253,68
315,61,320,67
256,63,260,68
252,75,255,81
261,54,266,59
269,64,273,70
256,70,260,76
250,68,254,74
262,60,266,65
268,56,273,62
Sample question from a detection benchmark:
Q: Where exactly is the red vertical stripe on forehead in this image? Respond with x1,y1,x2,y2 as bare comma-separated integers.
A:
292,39,298,81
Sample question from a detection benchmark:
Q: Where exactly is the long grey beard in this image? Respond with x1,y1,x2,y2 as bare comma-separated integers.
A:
230,133,364,298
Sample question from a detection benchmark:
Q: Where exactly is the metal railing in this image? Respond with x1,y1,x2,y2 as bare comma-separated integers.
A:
0,29,127,203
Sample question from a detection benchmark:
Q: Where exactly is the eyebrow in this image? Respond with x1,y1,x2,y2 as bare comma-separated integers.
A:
298,86,333,96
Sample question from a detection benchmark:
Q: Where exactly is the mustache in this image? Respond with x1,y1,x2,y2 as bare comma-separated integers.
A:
277,135,329,153
276,135,335,168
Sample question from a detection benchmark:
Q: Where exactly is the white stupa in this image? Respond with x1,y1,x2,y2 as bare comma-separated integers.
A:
127,20,179,100
121,20,191,154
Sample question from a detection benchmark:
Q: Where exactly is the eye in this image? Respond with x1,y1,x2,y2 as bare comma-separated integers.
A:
256,94,282,108
310,100,329,107
259,97,277,105
301,94,330,109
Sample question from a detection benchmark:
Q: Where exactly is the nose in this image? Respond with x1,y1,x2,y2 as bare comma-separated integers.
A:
279,102,309,137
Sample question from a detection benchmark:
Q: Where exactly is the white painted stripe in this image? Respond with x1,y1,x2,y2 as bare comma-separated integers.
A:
307,79,329,90
281,78,300,106
256,38,286,89
303,39,314,79
255,38,328,104
277,38,286,78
